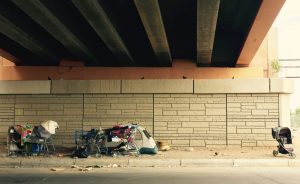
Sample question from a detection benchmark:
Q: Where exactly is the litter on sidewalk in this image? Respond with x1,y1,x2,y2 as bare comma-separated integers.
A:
157,141,171,151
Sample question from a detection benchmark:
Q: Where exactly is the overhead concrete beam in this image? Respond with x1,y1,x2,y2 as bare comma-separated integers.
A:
197,0,220,66
71,0,134,65
122,79,193,93
51,80,121,94
0,48,20,64
12,0,98,64
0,14,57,61
134,0,171,66
236,0,286,66
0,81,50,94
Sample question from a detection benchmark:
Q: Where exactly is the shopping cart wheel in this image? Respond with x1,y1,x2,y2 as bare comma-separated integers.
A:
272,150,278,157
288,153,296,159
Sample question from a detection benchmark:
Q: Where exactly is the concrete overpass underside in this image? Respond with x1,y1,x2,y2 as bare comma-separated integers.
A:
0,0,291,149
0,0,284,68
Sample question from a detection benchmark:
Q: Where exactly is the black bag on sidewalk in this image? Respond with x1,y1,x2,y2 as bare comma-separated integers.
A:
73,145,89,158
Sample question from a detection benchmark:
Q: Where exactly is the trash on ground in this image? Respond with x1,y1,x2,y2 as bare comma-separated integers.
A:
79,167,92,171
157,141,171,151
185,147,194,152
50,168,65,171
71,165,79,168
93,165,102,168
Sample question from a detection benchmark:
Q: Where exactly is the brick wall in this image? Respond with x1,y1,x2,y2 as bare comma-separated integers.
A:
154,94,226,147
227,94,279,147
0,93,279,148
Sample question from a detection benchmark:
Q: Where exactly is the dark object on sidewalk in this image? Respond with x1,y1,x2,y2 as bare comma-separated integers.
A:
272,127,296,159
157,141,170,151
73,145,89,158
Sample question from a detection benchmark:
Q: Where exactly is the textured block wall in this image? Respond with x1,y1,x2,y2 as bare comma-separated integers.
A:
0,93,279,148
154,94,226,147
227,94,279,147
83,94,153,134
0,95,14,143
0,94,153,147
14,95,83,146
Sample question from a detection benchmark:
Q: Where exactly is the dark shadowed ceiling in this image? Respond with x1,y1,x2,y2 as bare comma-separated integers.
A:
0,0,262,67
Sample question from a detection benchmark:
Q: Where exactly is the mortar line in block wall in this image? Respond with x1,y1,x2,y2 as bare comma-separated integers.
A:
152,93,154,138
50,79,53,94
120,80,122,93
193,80,194,94
278,93,280,127
226,93,228,146
82,94,84,132
13,95,16,126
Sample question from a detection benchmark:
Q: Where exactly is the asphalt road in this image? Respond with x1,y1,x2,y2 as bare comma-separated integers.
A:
0,167,299,184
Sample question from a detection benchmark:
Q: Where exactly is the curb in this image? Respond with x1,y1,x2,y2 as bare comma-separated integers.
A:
181,159,234,167
129,159,180,167
233,159,289,167
0,158,299,168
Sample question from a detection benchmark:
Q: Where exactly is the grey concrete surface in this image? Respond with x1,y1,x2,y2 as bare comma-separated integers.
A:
194,78,270,93
1,156,299,168
0,80,51,94
0,167,299,184
122,79,193,93
51,80,121,93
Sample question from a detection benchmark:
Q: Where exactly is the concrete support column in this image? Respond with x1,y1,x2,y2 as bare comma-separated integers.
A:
270,78,294,127
279,94,291,127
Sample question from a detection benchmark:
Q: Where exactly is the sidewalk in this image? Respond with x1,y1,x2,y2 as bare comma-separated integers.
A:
0,151,300,168
0,129,299,168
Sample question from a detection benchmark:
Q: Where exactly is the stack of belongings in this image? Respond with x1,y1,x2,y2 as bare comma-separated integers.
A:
105,123,158,155
73,123,158,158
8,120,59,156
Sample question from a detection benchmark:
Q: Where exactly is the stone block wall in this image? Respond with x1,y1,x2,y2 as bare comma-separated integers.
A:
14,95,83,146
0,93,279,148
0,95,14,143
227,94,279,147
154,94,226,147
0,94,153,147
83,94,153,134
